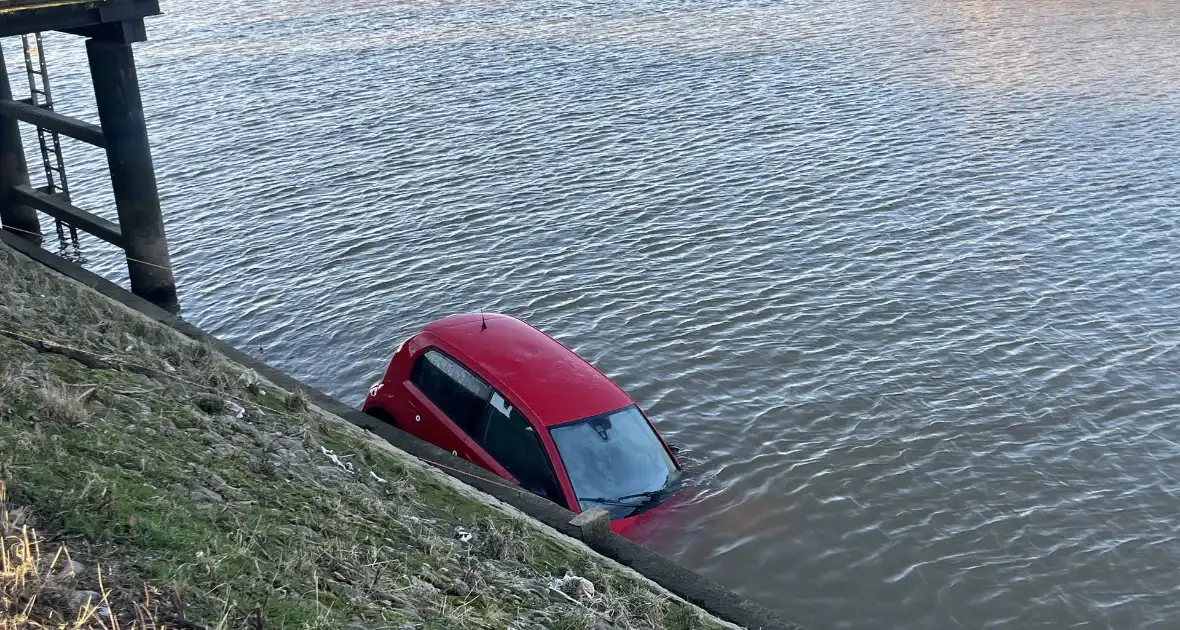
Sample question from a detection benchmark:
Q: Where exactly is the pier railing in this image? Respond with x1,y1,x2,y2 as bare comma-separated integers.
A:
0,0,178,312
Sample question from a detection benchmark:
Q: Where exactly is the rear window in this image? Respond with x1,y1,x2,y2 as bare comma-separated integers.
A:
409,349,490,435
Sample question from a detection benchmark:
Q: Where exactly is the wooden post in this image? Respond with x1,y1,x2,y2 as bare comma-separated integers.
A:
0,42,42,243
570,508,612,545
85,30,178,313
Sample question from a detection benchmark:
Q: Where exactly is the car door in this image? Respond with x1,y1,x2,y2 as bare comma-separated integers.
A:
402,348,491,461
469,391,571,510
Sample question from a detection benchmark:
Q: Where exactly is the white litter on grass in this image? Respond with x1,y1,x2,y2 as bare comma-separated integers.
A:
455,527,473,543
319,446,356,473
225,400,246,419
238,369,262,389
71,591,111,619
369,470,387,484
550,573,596,601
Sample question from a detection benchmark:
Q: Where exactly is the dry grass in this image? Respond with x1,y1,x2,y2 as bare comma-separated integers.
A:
37,382,90,427
0,483,166,629
0,365,19,402
0,241,734,630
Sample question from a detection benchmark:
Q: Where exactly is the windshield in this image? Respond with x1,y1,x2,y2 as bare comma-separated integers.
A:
549,405,679,518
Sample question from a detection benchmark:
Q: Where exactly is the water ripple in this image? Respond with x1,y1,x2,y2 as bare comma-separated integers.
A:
7,0,1180,628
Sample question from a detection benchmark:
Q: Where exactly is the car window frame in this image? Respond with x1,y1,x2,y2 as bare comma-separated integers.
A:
409,347,493,437
407,347,573,510
476,391,570,509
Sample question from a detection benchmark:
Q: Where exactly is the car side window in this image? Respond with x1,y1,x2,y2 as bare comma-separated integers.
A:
409,350,491,435
477,393,567,509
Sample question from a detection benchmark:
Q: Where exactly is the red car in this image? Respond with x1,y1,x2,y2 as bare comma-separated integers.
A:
362,313,685,537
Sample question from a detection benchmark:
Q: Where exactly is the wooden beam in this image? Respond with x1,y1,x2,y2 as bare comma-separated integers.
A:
87,38,177,312
0,43,40,242
10,184,124,248
0,98,105,147
62,18,148,43
0,0,160,39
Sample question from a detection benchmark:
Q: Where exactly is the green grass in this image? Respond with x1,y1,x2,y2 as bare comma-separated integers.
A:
0,241,733,630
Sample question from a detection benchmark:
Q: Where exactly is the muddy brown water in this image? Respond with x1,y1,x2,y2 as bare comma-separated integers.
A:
5,0,1180,627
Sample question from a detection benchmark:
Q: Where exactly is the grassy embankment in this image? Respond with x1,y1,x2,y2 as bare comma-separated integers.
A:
0,241,735,630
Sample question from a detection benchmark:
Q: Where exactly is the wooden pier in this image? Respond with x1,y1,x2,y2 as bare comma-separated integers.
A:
0,0,177,312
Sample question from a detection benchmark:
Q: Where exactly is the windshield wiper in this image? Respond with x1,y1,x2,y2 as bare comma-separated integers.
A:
582,483,676,508
580,473,684,510
580,490,660,506
578,496,637,507
616,490,660,501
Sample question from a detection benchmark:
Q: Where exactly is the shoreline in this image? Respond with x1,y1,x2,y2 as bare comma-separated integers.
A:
0,232,799,630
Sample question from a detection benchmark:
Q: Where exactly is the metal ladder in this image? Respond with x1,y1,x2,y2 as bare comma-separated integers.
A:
20,32,77,243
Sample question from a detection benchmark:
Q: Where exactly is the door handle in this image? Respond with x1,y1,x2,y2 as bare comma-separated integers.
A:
404,382,425,424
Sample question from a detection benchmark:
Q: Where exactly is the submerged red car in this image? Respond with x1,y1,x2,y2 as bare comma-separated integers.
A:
362,313,684,537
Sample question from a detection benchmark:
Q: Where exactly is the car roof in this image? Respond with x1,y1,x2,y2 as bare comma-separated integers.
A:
418,313,634,426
